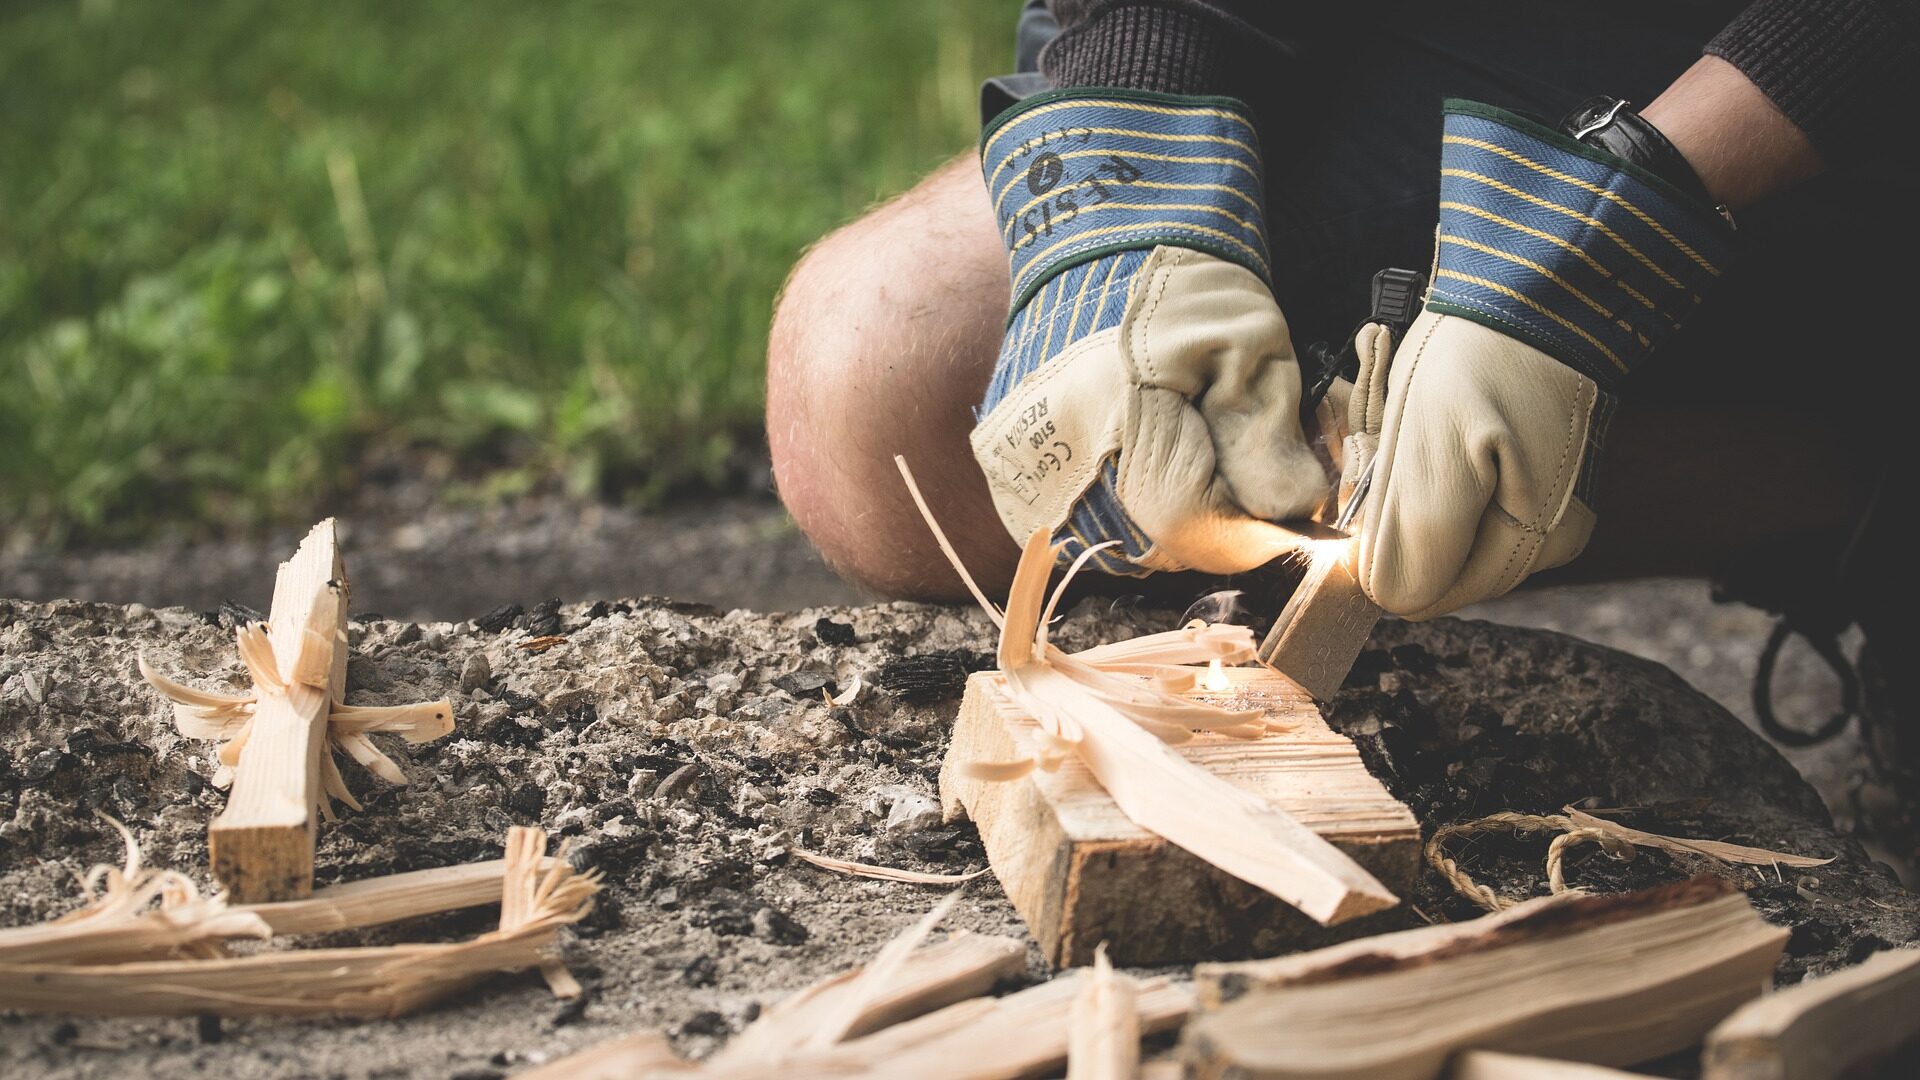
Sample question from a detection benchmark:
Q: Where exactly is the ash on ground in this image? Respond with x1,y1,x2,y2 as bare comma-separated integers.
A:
1,597,1912,1079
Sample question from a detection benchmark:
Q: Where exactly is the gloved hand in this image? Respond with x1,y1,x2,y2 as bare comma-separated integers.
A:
1356,99,1734,617
970,89,1326,576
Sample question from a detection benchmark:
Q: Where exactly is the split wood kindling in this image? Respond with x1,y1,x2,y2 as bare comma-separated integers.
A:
524,891,1189,1080
0,825,597,1018
1182,876,1789,1080
140,518,455,901
1702,944,1920,1080
1256,537,1384,701
895,456,1403,945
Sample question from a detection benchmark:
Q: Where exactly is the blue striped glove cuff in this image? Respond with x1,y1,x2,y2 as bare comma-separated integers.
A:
980,89,1271,314
1429,100,1735,390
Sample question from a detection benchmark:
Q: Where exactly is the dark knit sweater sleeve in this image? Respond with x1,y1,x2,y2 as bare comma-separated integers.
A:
1039,0,1284,98
1706,0,1919,166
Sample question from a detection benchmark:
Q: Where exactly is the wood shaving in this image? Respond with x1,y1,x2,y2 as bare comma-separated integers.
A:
830,675,865,706
517,635,567,653
1565,808,1834,869
0,815,269,966
791,849,988,885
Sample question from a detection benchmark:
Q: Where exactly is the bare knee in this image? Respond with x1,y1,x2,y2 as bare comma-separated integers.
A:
767,155,1019,600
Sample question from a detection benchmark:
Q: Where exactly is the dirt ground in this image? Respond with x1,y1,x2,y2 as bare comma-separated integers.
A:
3,495,1914,1079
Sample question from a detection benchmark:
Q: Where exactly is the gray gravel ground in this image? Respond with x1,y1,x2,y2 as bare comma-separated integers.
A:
3,495,1888,865
2,594,1911,1079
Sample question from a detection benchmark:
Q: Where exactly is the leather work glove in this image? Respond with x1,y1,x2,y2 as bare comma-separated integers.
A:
1356,99,1735,618
970,89,1326,576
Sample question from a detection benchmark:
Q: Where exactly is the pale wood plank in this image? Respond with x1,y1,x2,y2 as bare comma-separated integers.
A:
1703,946,1920,1080
1257,542,1383,701
209,518,348,901
1183,880,1788,1080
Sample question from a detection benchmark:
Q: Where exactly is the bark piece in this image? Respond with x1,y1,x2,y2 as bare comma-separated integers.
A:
209,519,349,901
1257,541,1383,701
1183,878,1787,1080
1702,946,1920,1080
941,663,1418,967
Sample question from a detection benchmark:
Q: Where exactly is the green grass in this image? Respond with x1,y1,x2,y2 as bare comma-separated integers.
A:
0,0,1007,544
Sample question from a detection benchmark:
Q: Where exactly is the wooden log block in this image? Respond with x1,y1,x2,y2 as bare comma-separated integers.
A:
1257,541,1383,701
210,519,348,902
1181,877,1789,1080
1703,946,1920,1080
940,665,1419,968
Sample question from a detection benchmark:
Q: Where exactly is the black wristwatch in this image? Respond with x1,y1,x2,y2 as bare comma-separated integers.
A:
1560,96,1737,230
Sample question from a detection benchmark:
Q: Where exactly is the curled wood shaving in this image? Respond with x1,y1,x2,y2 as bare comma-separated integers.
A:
0,815,269,966
142,648,455,808
791,849,988,885
1565,808,1833,869
830,675,865,706
893,457,1395,926
0,827,598,1018
1067,944,1140,1080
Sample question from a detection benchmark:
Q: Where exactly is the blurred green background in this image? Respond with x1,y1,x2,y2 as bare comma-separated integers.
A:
0,0,1006,545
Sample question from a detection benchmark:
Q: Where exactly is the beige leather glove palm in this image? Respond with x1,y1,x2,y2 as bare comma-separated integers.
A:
1353,99,1733,617
1355,312,1601,618
972,246,1327,575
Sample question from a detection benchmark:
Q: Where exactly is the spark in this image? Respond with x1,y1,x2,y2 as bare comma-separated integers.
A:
1203,657,1233,693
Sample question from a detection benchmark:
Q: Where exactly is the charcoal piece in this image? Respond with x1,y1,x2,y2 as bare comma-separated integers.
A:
476,603,524,634
774,668,836,698
875,649,994,704
523,598,563,636
679,1010,728,1037
19,749,66,785
814,617,857,646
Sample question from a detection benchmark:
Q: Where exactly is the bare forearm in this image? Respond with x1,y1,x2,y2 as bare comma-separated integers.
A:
1641,56,1824,211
